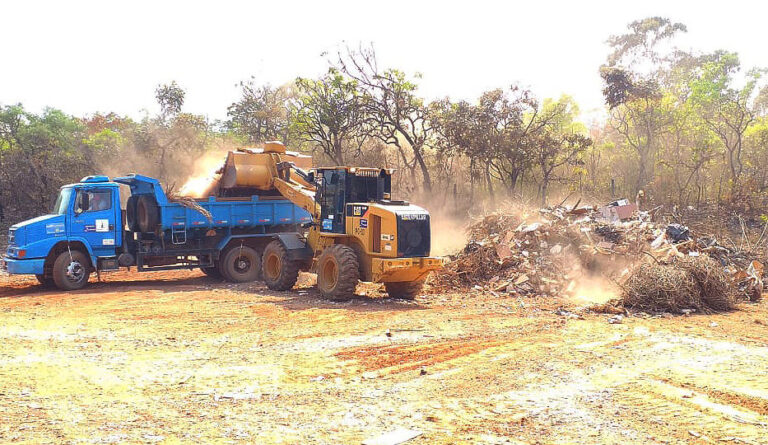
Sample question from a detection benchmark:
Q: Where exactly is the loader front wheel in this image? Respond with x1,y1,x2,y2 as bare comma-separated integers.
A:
221,246,261,283
262,240,299,291
384,280,425,300
317,244,359,300
52,250,91,291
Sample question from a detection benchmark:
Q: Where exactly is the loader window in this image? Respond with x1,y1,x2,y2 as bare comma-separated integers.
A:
317,169,347,233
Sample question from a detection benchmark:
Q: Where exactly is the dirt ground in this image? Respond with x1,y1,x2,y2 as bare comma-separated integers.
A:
1,270,767,444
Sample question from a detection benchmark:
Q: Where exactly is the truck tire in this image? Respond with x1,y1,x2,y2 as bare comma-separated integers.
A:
221,245,261,283
316,244,359,300
126,195,139,232
384,280,425,300
200,265,223,279
52,250,91,291
137,195,159,233
35,274,54,287
262,240,300,291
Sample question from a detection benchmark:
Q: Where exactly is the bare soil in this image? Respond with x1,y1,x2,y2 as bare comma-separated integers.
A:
1,270,767,444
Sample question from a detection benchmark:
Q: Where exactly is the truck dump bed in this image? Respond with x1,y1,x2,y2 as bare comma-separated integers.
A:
114,174,312,231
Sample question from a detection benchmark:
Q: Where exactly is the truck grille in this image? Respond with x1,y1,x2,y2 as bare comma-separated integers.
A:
397,215,430,257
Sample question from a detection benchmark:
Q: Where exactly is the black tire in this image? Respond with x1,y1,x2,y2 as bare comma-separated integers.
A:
52,250,91,291
200,265,223,279
137,195,159,233
262,240,300,291
35,274,54,287
221,245,262,283
126,195,139,232
384,280,425,300
316,244,359,300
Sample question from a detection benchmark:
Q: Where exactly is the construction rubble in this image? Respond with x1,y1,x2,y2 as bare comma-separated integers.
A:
431,201,764,311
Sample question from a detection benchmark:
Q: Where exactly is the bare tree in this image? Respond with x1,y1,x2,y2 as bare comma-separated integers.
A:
335,45,434,192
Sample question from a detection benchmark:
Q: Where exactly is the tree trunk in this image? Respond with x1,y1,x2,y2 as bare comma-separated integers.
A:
485,164,495,205
413,144,432,193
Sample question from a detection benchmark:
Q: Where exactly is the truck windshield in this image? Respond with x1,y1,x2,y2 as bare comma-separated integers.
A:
52,188,73,215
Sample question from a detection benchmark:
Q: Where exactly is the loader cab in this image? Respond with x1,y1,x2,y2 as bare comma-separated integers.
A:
315,167,392,234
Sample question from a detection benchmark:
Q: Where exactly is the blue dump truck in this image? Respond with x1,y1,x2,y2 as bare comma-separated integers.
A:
1,174,312,290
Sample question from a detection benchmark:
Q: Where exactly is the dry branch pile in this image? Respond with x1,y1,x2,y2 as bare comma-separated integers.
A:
622,256,736,313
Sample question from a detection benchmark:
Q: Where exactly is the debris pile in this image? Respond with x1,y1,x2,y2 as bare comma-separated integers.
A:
431,201,764,306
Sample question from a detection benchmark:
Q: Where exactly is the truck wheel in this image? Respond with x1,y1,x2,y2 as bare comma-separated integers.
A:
137,195,159,233
384,280,425,300
316,244,359,300
126,195,139,232
200,265,223,279
262,240,299,291
35,274,54,287
221,246,261,283
52,250,91,291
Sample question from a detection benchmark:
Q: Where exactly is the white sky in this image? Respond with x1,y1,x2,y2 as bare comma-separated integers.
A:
1,0,765,123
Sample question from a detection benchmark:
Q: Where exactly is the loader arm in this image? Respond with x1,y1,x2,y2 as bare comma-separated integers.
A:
272,176,321,219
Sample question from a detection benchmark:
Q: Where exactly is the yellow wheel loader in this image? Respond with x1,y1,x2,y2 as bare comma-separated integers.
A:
221,141,444,299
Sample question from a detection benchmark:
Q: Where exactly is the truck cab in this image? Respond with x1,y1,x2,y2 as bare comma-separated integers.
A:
2,175,122,289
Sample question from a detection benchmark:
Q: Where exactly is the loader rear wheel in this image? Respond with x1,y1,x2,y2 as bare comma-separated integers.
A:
384,280,425,300
137,195,159,233
317,244,359,300
221,246,261,283
262,240,299,291
52,250,91,291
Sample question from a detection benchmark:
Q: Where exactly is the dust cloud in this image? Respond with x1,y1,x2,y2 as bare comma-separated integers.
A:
567,274,621,304
429,212,468,257
177,151,228,198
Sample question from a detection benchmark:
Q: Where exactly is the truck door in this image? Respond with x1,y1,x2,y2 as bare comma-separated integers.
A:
70,187,120,255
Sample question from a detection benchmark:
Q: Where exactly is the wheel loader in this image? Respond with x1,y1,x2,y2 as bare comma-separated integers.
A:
222,141,444,299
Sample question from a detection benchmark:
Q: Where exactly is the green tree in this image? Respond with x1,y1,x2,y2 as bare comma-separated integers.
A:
601,17,687,193
227,81,293,144
689,51,765,193
293,69,369,165
529,96,592,206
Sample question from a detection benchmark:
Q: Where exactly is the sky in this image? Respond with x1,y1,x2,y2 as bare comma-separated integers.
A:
1,0,765,123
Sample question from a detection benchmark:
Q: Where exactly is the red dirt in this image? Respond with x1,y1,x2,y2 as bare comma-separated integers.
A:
1,269,767,443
